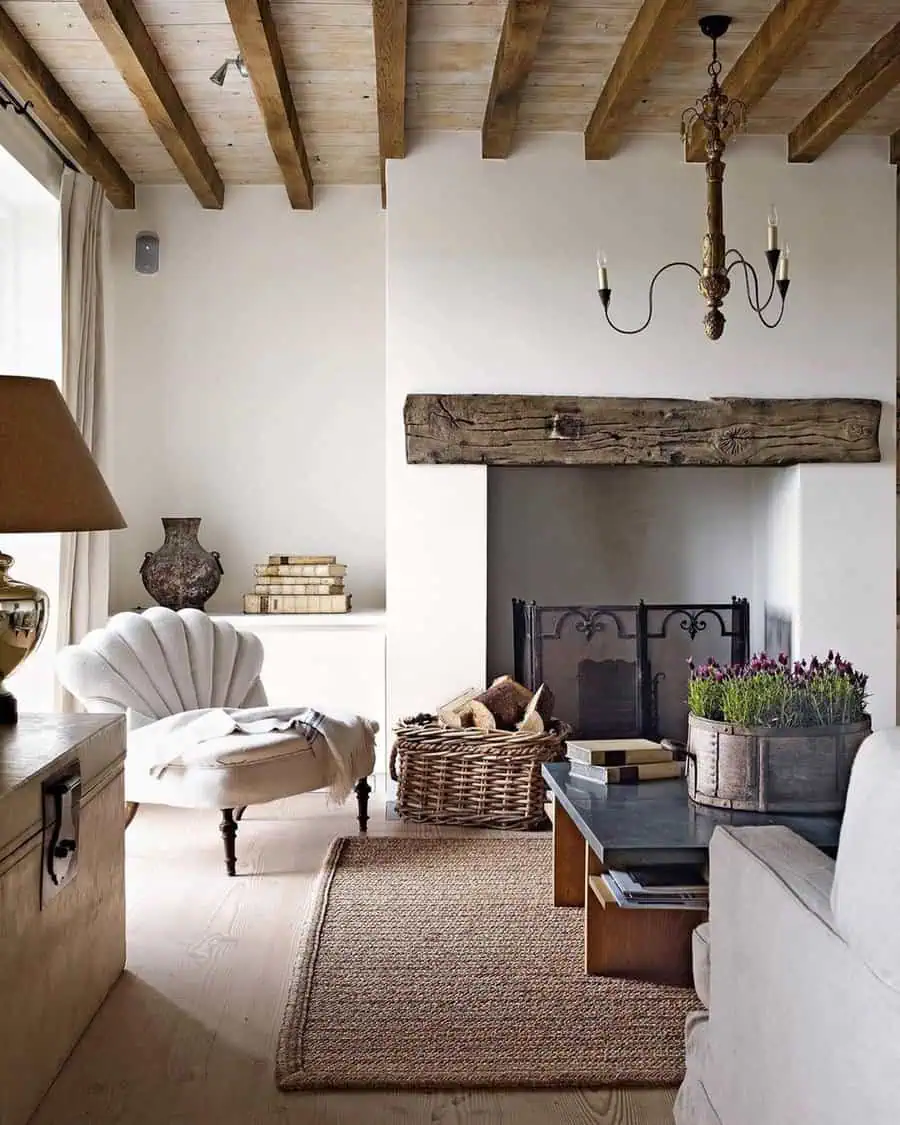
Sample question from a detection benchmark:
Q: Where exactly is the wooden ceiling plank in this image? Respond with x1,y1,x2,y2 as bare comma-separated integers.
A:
224,0,313,209
0,6,134,208
482,0,553,160
789,20,900,163
685,0,841,163
584,0,690,161
372,0,408,205
78,0,223,208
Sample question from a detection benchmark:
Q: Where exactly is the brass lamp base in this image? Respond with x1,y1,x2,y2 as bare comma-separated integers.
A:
0,551,50,726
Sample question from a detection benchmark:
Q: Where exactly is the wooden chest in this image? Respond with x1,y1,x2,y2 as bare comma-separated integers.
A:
0,714,126,1125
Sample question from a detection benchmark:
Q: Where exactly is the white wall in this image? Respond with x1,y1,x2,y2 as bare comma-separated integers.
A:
386,133,896,729
487,466,769,679
107,185,385,614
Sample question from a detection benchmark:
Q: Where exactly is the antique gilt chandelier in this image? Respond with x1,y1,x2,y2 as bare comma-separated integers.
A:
597,15,790,341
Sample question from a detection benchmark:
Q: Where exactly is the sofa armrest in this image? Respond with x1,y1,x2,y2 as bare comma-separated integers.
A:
704,826,900,1125
715,824,837,929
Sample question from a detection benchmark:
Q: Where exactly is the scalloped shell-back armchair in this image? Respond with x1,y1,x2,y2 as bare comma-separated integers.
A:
55,607,371,874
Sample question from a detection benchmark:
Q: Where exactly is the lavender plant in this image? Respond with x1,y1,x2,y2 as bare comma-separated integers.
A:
687,651,868,728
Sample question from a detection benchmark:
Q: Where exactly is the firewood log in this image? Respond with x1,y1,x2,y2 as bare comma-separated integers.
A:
517,709,545,734
534,682,555,723
475,675,533,729
437,688,480,728
469,700,497,731
518,685,548,733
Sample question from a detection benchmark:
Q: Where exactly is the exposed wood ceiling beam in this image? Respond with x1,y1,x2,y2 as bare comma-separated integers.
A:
584,0,690,160
224,0,312,209
78,0,222,208
482,0,553,160
789,21,900,163
685,0,841,163
0,7,134,208
373,0,408,204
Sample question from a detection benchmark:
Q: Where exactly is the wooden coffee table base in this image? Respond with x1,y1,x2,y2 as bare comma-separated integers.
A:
552,796,702,987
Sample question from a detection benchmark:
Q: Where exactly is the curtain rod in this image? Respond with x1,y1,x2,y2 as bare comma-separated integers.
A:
0,78,78,173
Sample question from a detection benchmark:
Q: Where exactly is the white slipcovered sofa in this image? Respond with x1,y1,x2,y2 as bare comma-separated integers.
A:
56,607,377,875
675,728,900,1125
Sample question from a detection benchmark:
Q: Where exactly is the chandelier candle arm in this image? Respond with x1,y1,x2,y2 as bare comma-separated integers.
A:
596,15,791,341
727,249,778,313
599,261,701,335
728,254,787,326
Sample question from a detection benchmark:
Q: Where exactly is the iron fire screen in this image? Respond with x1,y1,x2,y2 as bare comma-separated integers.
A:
513,598,750,742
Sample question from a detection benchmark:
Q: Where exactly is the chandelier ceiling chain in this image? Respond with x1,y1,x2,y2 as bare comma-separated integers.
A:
596,14,791,341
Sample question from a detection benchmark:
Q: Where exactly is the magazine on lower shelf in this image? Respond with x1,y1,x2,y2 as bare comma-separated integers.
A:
603,865,709,909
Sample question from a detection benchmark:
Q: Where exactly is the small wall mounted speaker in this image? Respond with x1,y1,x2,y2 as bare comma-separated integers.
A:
135,231,160,275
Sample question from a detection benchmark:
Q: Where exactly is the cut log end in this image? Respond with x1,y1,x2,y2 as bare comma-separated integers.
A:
437,688,480,728
469,699,497,731
475,676,534,729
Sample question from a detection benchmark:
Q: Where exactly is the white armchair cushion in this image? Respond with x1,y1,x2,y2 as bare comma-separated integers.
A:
126,721,332,809
831,728,900,990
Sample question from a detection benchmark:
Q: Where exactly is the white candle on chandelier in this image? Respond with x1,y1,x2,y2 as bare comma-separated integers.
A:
597,251,609,290
777,243,790,281
767,205,779,251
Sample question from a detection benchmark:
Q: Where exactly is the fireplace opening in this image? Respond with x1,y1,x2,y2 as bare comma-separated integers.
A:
488,465,790,742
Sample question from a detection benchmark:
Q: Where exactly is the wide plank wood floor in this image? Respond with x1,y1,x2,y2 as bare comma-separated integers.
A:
31,793,676,1125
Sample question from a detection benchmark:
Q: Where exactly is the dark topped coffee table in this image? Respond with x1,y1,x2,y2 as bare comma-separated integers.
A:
542,761,843,986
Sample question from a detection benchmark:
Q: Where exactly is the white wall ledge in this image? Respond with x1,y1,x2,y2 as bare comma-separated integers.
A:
212,611,387,629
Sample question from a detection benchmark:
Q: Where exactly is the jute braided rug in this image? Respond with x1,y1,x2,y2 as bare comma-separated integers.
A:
275,835,696,1091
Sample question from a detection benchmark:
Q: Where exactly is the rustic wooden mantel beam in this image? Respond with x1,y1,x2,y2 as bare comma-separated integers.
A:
404,395,881,468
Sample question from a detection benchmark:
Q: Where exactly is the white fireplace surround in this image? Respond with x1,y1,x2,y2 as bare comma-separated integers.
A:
385,134,897,731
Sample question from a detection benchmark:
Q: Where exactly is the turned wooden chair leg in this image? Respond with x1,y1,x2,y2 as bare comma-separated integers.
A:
125,802,140,829
355,777,371,833
220,808,238,876
234,806,247,822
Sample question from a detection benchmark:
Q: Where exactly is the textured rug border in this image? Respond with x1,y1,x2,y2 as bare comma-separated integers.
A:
274,835,691,1093
275,834,348,1090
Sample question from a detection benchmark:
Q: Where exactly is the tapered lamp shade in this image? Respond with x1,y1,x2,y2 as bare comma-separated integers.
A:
0,375,125,532
0,375,125,725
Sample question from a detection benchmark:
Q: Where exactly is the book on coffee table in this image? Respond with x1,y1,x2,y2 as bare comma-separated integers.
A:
567,759,684,784
566,738,673,766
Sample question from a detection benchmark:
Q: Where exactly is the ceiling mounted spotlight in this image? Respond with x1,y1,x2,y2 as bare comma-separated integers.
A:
209,55,248,87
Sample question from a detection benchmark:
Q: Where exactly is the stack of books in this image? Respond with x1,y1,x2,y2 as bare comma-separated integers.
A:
565,737,684,784
242,555,351,614
602,865,708,910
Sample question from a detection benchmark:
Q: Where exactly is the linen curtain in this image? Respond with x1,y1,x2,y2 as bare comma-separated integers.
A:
57,170,110,707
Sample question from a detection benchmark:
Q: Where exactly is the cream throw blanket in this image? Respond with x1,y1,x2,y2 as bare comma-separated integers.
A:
145,706,378,804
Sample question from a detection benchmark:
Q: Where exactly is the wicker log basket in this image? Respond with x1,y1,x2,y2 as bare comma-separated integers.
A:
390,718,569,830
